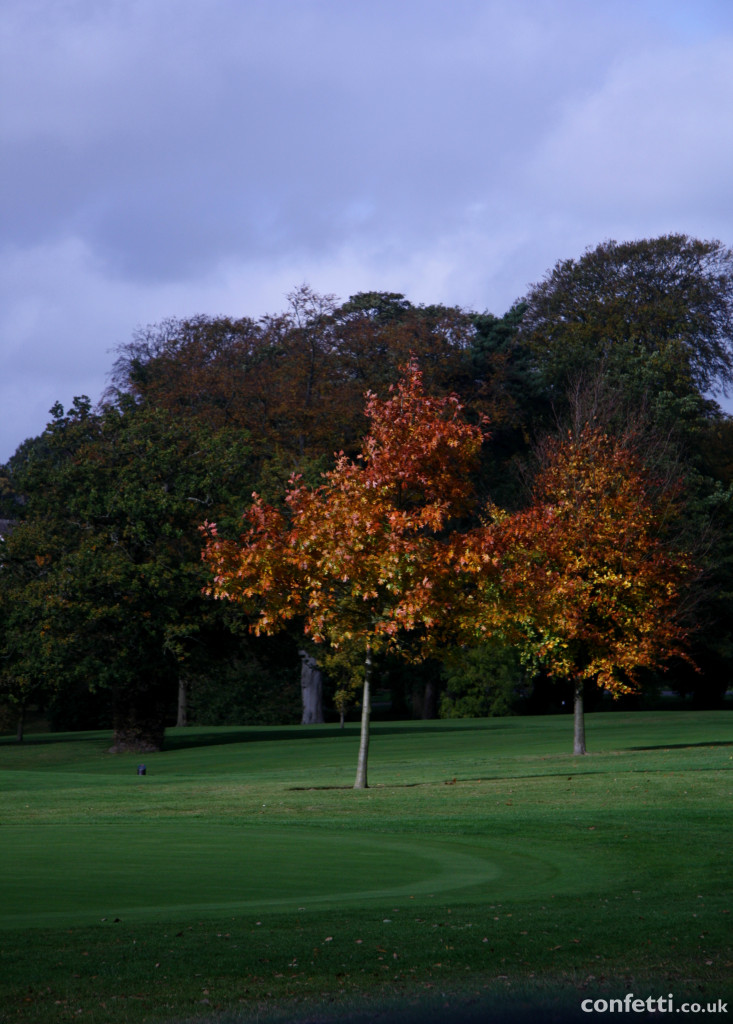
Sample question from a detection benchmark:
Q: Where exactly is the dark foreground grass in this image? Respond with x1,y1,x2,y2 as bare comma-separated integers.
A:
0,711,731,1023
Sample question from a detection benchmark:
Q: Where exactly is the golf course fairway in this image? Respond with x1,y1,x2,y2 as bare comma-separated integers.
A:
0,711,730,1023
1,822,610,927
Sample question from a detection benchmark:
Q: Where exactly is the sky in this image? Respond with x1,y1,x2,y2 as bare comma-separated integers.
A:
2,0,733,462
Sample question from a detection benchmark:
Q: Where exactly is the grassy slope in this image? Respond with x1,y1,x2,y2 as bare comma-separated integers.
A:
0,712,730,1023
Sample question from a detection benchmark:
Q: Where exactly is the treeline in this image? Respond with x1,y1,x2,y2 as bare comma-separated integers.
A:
1,235,733,748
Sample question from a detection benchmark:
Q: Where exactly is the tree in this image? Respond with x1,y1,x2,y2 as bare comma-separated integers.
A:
519,235,733,401
109,288,489,474
466,426,697,753
202,360,486,787
469,303,551,509
514,236,733,714
298,649,324,725
329,291,478,404
1,398,258,751
439,640,525,719
0,517,49,742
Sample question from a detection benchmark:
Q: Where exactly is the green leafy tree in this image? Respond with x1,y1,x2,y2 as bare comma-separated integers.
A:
0,517,51,741
439,641,525,719
1,398,256,750
469,303,549,509
519,235,733,401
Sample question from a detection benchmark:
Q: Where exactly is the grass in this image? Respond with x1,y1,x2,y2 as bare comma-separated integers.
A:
0,711,731,1023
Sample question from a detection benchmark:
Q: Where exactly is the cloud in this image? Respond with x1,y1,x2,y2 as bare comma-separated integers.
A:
2,0,733,459
527,35,733,226
0,0,634,279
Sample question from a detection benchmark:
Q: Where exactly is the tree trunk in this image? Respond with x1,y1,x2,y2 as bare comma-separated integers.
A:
176,676,188,728
422,677,438,719
412,677,439,719
16,705,25,744
573,676,587,755
299,650,325,724
354,646,373,789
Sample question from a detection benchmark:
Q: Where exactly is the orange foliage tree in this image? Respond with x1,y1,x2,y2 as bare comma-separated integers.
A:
201,360,486,787
467,426,696,753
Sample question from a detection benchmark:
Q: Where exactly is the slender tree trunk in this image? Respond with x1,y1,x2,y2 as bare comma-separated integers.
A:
176,676,188,728
299,650,324,724
573,676,586,755
16,705,25,744
354,645,373,789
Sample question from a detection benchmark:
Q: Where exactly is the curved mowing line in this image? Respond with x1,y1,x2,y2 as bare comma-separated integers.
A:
0,824,607,928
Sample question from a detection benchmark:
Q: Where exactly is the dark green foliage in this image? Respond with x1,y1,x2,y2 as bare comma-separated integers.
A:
335,290,414,323
0,398,258,749
519,234,733,399
469,303,547,507
185,636,302,727
439,641,526,718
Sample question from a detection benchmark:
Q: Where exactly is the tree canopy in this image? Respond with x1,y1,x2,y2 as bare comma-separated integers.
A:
202,361,487,785
520,235,733,399
1,398,257,749
471,426,697,752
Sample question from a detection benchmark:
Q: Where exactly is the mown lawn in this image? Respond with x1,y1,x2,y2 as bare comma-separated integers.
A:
0,711,730,1023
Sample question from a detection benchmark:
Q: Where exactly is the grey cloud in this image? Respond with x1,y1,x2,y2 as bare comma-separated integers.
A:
2,0,642,280
2,0,733,460
526,37,733,221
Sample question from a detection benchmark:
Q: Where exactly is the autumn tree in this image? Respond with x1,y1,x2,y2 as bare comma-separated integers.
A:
329,291,477,400
466,426,696,753
515,235,733,708
202,360,486,787
110,288,489,470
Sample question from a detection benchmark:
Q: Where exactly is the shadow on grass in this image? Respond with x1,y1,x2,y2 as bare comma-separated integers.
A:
162,719,498,751
627,740,733,751
6,722,728,757
0,730,113,749
0,719,500,753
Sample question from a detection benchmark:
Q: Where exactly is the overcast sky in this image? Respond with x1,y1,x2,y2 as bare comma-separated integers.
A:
2,0,733,462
